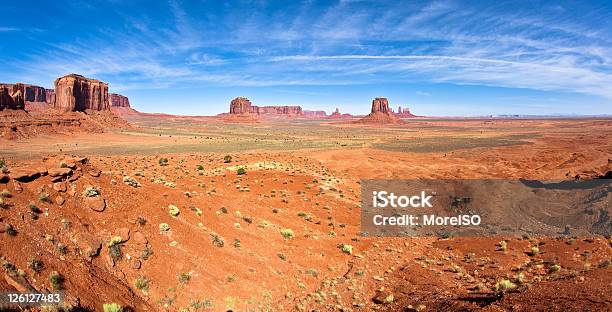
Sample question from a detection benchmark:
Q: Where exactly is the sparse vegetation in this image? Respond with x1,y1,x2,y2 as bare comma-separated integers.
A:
210,232,225,247
103,303,123,312
341,244,353,255
134,276,150,291
169,204,180,217
49,271,64,290
159,223,170,232
28,258,44,273
280,228,294,239
178,272,191,284
38,192,50,202
223,155,232,163
237,167,246,175
83,186,101,197
122,176,141,187
197,165,204,170
159,157,169,166
495,279,517,292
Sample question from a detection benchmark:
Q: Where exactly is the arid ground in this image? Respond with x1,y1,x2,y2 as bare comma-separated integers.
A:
1,117,610,311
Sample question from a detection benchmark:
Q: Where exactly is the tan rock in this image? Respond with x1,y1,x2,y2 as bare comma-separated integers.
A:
86,197,106,212
116,227,130,243
49,167,73,177
10,169,40,182
53,182,67,192
55,196,65,206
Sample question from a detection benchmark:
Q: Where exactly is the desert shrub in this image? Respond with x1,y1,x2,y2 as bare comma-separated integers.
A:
280,228,294,239
137,216,146,225
237,167,246,175
5,224,16,236
498,240,507,251
528,245,539,256
495,279,517,292
197,165,204,170
548,264,561,273
140,246,154,260
341,244,353,255
210,232,225,247
158,158,169,166
103,303,123,312
306,268,318,277
190,205,202,216
109,244,122,261
59,161,68,168
122,176,141,187
159,223,170,232
134,276,150,291
169,205,180,217
56,243,67,255
178,272,191,284
223,155,232,163
277,253,286,261
83,186,100,197
38,192,50,203
49,271,64,290
0,159,4,168
0,197,10,209
108,236,123,247
28,258,44,273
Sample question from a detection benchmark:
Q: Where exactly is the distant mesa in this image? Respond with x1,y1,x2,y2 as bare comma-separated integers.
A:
53,74,110,112
110,93,130,108
357,97,404,124
228,97,303,117
395,105,417,118
303,110,327,118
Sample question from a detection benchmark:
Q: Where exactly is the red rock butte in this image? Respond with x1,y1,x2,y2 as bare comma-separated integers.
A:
228,97,303,116
53,74,110,112
110,93,131,108
357,97,404,124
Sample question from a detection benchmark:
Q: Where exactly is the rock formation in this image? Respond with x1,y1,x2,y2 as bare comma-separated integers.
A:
110,93,130,107
46,89,55,104
395,106,416,118
357,97,403,124
329,108,342,118
0,85,25,110
53,74,110,112
303,110,327,118
229,97,253,114
0,83,47,103
228,97,303,117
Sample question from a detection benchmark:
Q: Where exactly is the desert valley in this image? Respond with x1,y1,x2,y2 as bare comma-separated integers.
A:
0,74,611,312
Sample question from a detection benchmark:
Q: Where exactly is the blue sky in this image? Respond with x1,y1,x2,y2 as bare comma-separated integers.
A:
1,0,611,116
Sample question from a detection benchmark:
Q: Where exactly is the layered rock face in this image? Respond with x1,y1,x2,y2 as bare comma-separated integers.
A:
46,89,55,104
53,74,110,112
110,93,130,107
0,83,47,103
0,85,25,110
371,97,390,113
228,97,303,116
229,97,253,114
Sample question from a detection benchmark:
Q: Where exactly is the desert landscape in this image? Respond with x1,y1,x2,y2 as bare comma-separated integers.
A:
0,73,610,312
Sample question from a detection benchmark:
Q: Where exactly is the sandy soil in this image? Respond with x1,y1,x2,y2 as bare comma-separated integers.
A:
0,117,610,311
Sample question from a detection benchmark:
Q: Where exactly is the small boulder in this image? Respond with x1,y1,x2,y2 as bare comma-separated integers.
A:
55,196,65,206
13,182,22,193
88,168,101,177
132,260,141,270
133,232,148,246
49,168,73,177
53,182,67,192
86,197,106,212
116,228,130,243
10,169,40,182
75,233,102,259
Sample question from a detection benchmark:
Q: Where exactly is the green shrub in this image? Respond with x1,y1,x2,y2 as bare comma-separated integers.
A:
197,165,204,170
83,186,100,197
28,258,44,273
549,264,561,273
103,303,122,312
341,244,353,255
178,272,191,284
38,193,50,203
134,276,150,291
49,271,64,290
159,223,170,232
158,157,169,166
280,228,294,239
495,279,517,292
223,155,232,163
122,176,141,187
237,167,246,175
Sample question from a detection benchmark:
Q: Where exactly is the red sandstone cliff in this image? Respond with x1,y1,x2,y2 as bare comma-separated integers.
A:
228,97,303,117
0,85,25,110
110,93,130,107
0,83,48,103
53,74,110,112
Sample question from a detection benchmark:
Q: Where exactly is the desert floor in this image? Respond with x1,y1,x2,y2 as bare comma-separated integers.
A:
0,117,610,311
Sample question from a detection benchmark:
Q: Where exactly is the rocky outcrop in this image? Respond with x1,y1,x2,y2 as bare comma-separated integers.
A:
46,89,55,104
357,97,403,124
229,97,253,114
110,93,130,107
0,85,25,110
395,106,416,118
303,110,327,118
228,97,303,117
0,83,47,103
329,108,342,118
371,97,390,113
53,74,110,112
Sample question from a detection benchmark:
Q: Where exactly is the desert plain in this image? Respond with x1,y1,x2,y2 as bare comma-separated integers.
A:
1,110,611,311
